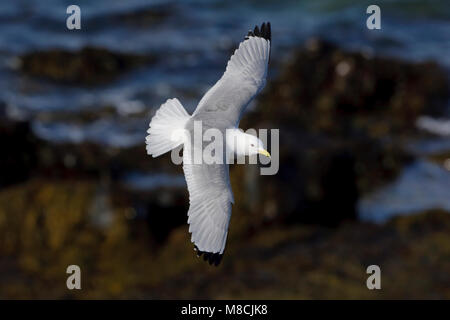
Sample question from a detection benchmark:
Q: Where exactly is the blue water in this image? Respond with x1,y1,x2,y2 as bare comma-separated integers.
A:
1,0,448,119
359,160,450,223
0,0,449,221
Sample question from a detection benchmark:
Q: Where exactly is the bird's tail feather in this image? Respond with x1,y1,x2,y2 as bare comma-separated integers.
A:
146,98,190,157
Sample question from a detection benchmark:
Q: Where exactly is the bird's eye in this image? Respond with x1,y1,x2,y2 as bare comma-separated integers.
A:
251,144,255,147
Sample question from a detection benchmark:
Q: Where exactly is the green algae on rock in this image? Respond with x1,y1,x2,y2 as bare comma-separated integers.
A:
0,180,448,299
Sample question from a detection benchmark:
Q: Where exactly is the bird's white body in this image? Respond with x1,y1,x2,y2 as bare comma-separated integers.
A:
145,23,272,265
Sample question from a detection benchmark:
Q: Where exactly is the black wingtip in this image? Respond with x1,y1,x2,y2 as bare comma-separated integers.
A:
245,22,271,42
194,245,223,266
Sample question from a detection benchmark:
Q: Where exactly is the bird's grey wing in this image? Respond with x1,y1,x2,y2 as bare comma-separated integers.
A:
183,138,233,265
193,22,271,127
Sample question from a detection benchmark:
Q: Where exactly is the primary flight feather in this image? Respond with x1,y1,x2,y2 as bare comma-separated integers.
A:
146,22,271,265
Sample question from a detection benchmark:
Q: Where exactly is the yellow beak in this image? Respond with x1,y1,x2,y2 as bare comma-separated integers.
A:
258,148,271,158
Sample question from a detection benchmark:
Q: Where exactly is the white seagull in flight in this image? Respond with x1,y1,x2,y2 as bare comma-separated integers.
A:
146,22,271,265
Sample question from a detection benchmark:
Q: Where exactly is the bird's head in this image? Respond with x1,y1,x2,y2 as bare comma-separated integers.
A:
232,131,270,158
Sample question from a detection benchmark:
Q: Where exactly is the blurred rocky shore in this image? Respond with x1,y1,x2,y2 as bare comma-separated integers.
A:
0,39,449,298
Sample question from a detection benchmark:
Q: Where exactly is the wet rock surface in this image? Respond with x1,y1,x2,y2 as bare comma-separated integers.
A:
241,39,448,225
251,39,448,134
18,47,154,85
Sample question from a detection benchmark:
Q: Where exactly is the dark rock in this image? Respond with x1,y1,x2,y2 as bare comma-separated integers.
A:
0,119,39,189
239,39,448,226
19,46,155,85
252,39,448,135
35,105,119,123
111,4,174,27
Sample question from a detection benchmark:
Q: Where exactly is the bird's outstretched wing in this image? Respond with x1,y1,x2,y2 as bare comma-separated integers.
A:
183,140,233,266
184,23,271,265
192,22,271,128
